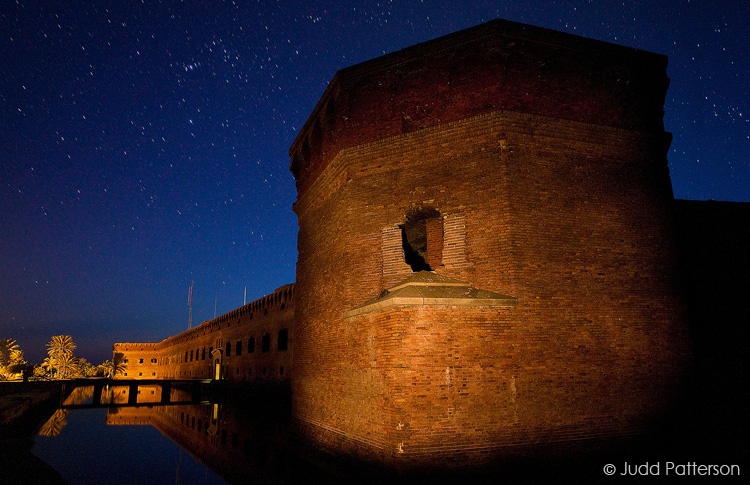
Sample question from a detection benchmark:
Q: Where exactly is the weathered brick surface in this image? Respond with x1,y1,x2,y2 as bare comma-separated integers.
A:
291,20,690,468
290,19,668,197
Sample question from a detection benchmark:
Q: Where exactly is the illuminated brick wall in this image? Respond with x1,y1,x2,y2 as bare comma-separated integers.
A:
290,19,690,467
114,284,294,382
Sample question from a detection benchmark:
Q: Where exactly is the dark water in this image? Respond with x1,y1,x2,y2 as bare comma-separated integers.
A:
32,407,225,484
10,379,746,485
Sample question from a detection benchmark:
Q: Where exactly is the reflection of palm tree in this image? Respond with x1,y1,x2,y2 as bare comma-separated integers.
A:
39,409,70,437
62,385,95,406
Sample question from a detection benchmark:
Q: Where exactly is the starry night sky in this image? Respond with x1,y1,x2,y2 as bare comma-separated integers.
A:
2,1,748,364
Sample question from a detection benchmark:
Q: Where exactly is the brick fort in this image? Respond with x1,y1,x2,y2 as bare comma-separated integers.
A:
116,19,700,469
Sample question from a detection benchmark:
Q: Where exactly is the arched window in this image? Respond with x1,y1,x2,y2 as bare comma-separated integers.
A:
261,333,271,352
278,329,289,351
248,336,255,353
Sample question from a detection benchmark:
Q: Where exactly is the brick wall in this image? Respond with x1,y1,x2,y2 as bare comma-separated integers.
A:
114,284,294,383
292,81,689,466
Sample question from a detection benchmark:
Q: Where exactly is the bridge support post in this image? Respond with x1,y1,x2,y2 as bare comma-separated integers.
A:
128,384,138,405
92,382,104,406
161,382,172,404
191,381,201,403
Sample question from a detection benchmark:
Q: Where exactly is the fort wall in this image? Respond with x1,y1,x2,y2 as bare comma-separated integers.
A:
114,284,294,383
290,20,690,467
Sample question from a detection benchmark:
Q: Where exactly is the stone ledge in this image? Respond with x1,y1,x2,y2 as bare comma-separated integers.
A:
344,271,518,318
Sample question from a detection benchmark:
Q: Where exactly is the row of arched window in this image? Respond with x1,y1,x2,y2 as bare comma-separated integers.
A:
170,328,290,365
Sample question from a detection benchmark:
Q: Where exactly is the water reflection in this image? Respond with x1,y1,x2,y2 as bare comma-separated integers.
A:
33,406,224,484
31,385,310,484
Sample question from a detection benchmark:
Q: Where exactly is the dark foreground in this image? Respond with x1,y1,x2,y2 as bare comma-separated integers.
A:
0,371,746,485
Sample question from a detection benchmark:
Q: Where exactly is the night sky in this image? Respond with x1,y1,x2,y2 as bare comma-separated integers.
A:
2,1,748,364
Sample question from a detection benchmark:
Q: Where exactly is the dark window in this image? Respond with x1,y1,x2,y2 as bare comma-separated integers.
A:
235,340,242,356
208,346,213,357
202,347,206,360
151,358,157,363
139,358,144,364
261,333,270,352
248,337,255,353
401,208,443,272
184,352,188,362
190,350,193,362
225,342,231,357
280,366,285,376
278,329,288,351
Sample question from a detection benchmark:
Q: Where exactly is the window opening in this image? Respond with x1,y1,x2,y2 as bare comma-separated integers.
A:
400,208,443,272
278,329,289,351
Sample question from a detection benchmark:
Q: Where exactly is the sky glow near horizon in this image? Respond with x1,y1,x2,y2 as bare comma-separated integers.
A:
1,1,748,364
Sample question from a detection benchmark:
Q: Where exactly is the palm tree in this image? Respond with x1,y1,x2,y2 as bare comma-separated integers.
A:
54,353,79,380
110,352,127,378
46,335,76,359
46,335,78,379
0,338,20,367
0,339,25,379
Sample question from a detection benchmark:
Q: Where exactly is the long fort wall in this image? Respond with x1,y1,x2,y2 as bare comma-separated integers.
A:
114,284,294,383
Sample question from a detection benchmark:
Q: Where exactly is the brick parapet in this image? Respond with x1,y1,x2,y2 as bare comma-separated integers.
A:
290,19,669,197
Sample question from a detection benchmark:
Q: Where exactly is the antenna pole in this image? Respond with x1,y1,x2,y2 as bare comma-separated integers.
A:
187,281,194,329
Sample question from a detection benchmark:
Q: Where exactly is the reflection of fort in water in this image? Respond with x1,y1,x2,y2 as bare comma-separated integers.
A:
105,390,291,484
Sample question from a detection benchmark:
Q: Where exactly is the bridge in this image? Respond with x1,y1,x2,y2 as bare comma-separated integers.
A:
58,378,213,409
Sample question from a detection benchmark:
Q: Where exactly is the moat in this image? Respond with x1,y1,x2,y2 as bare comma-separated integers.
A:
1,375,744,485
